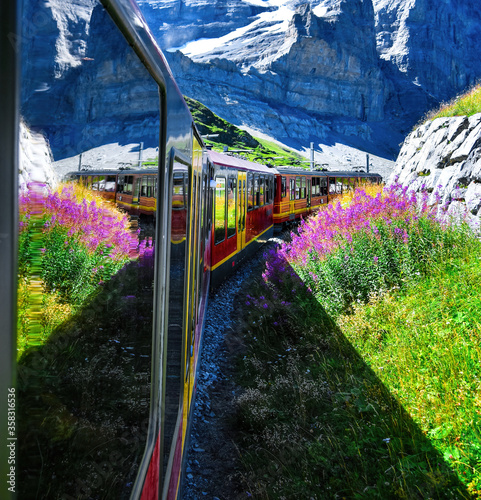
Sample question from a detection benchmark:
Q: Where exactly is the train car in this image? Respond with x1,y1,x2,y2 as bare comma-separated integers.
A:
273,167,328,226
72,169,159,216
273,167,382,229
207,151,275,288
4,1,212,499
74,170,119,203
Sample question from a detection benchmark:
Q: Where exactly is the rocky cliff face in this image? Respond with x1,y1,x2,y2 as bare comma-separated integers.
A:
388,114,481,230
374,0,481,102
20,0,481,166
22,1,161,161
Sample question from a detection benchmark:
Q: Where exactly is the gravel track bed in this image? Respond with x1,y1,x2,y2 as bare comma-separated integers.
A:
182,239,281,500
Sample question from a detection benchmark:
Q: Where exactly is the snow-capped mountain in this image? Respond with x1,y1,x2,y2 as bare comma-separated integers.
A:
20,0,481,165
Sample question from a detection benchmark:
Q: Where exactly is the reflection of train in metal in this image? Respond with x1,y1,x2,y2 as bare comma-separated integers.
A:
1,0,383,499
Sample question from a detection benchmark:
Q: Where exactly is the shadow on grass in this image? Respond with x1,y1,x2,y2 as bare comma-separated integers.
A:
235,255,473,499
17,252,155,500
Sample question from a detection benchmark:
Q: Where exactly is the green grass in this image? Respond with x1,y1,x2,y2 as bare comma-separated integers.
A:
234,190,481,499
421,84,481,124
340,254,481,497
185,95,305,167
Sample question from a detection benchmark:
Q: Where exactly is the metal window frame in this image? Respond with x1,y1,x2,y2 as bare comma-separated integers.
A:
0,1,20,496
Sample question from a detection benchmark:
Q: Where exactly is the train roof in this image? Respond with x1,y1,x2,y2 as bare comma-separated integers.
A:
68,169,159,177
274,166,382,179
207,150,276,175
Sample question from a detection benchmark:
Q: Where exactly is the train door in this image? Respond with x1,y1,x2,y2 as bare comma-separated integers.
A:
307,178,311,209
237,171,247,251
132,177,140,204
289,176,296,219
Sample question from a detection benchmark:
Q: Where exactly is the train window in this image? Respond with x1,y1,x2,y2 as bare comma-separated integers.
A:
336,178,343,194
259,176,265,206
141,176,148,197
301,176,306,199
295,177,301,200
105,175,116,192
208,162,214,229
215,177,226,244
281,176,287,198
227,177,236,238
118,175,134,195
132,177,140,203
117,174,125,193
148,176,154,197
329,177,336,194
173,173,185,205
321,178,328,196
247,174,254,211
290,178,295,200
227,177,236,237
254,175,260,207
139,175,154,198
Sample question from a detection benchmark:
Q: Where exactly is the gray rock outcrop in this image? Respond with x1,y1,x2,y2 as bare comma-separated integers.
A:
388,114,481,230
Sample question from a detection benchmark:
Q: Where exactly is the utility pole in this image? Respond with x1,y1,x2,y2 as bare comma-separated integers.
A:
78,152,82,171
310,142,314,170
139,141,143,168
366,153,370,173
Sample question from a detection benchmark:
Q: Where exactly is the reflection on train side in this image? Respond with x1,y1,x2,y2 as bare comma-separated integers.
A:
17,1,158,497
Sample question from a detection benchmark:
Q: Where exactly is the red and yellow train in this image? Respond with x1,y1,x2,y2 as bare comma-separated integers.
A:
71,159,381,286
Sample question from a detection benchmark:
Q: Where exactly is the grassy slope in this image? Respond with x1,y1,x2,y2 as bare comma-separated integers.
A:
420,84,481,124
235,189,481,499
185,96,305,167
340,253,481,497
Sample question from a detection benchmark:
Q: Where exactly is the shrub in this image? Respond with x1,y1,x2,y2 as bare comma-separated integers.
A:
18,182,142,355
271,185,473,315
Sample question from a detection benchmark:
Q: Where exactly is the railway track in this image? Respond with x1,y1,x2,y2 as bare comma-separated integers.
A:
182,236,284,499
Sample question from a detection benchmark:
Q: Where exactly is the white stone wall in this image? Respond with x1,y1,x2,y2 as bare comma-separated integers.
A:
19,121,57,191
388,114,481,231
